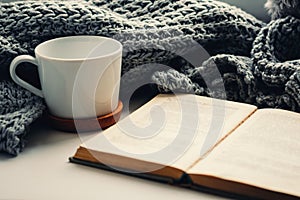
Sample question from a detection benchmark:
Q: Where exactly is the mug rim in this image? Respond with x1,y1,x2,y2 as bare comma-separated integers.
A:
35,35,122,62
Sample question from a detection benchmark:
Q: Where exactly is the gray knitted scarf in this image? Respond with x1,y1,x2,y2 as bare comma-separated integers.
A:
0,0,299,155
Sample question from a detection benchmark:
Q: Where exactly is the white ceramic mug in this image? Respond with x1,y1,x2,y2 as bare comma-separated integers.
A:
10,36,122,119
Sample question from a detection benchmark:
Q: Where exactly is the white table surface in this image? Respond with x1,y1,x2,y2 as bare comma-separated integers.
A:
0,114,230,200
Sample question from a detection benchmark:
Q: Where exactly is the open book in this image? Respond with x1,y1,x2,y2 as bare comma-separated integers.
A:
70,94,300,200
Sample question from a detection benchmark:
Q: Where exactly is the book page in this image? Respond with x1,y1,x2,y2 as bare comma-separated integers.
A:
81,94,256,173
188,109,300,198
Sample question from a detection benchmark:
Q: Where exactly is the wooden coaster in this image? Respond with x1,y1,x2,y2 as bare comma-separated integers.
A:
48,101,123,132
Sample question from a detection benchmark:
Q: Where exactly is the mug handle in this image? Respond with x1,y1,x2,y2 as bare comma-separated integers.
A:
10,55,44,98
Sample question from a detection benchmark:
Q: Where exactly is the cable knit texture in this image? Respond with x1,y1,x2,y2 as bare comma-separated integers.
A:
0,81,45,155
0,0,299,155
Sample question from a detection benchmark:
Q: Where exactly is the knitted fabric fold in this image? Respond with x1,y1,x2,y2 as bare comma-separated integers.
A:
0,81,45,155
0,0,264,77
152,15,300,112
0,0,299,155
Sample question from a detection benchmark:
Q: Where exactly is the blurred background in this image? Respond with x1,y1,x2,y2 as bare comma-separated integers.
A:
220,0,270,22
